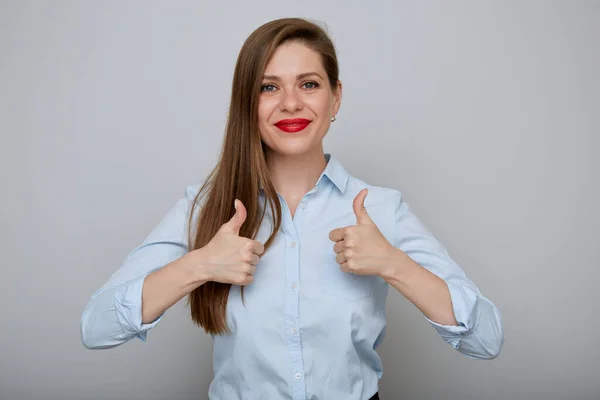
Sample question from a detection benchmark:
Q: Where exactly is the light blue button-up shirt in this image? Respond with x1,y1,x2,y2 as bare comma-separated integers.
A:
81,153,504,400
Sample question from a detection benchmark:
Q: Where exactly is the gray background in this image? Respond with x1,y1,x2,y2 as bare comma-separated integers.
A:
1,1,598,399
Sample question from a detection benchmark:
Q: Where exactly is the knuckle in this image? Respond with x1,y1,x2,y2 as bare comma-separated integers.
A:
238,245,252,259
347,260,356,271
237,273,250,285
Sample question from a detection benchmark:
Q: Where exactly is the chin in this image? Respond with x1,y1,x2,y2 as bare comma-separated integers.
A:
272,145,313,157
264,140,320,157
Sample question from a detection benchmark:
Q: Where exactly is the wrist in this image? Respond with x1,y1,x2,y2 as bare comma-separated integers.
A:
184,248,213,286
380,247,415,284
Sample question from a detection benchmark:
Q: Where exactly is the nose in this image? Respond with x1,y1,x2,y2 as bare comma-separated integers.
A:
279,88,303,113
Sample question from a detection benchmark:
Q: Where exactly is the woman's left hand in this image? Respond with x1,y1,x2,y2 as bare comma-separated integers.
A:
329,189,404,278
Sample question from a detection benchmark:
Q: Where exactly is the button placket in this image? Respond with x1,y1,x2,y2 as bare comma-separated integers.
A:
281,198,307,399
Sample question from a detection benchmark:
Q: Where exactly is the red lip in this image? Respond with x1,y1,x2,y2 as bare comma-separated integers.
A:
274,118,311,133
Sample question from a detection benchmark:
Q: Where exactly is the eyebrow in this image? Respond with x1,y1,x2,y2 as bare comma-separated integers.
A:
262,72,324,81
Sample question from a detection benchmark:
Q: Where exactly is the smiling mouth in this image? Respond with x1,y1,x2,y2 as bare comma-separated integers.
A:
274,119,311,133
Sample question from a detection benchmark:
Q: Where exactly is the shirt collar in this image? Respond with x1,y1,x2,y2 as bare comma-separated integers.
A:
316,153,349,193
258,153,349,194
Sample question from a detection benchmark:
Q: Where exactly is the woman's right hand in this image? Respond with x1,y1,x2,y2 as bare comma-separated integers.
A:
198,199,265,286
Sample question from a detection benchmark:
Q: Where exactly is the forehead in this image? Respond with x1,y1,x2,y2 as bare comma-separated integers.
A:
263,41,325,77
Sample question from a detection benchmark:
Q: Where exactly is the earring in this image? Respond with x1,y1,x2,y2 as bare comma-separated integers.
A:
331,115,336,122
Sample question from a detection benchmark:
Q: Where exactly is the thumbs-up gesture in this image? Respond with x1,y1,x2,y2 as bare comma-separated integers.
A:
200,199,265,286
329,189,399,277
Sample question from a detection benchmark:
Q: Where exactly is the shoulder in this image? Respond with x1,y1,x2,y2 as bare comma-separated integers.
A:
342,175,406,238
180,183,205,224
184,183,203,199
178,183,205,212
344,174,404,207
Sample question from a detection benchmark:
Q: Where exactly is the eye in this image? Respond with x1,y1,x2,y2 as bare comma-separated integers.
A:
260,84,277,92
302,81,320,90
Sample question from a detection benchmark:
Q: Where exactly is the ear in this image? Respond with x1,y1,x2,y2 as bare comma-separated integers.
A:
331,80,343,117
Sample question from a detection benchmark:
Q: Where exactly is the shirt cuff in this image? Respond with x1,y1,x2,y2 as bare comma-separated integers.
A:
425,281,480,349
114,275,163,341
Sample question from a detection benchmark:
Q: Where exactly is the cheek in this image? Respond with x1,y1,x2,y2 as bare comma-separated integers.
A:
257,101,275,144
308,93,333,117
257,104,268,126
258,98,277,127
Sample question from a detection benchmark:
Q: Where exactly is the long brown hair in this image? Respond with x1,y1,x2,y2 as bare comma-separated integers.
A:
186,18,340,335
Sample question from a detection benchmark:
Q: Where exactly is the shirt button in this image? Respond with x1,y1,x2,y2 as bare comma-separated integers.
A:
291,282,297,289
290,241,297,248
300,201,307,210
295,372,302,380
291,327,297,334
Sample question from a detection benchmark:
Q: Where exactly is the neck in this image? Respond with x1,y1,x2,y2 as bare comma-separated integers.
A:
265,147,328,199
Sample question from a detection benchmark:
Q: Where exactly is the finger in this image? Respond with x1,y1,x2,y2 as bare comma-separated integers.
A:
250,254,260,266
335,252,346,265
333,240,345,254
221,199,247,235
353,189,373,225
329,227,348,242
251,240,265,255
340,261,350,273
238,273,254,286
239,262,255,274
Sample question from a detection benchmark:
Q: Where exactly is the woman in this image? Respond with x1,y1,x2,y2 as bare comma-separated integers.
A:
81,17,504,400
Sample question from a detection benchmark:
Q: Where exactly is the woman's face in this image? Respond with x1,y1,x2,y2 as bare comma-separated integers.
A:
258,41,342,157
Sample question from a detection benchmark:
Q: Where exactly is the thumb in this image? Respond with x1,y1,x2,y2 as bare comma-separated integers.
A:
353,189,373,225
221,199,247,235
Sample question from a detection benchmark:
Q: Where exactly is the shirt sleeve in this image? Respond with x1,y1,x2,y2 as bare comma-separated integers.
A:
391,191,504,359
80,184,200,349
